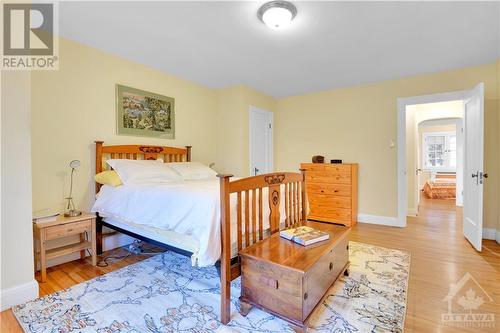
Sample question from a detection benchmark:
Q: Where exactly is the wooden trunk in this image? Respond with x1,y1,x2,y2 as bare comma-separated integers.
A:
301,163,358,227
239,222,350,331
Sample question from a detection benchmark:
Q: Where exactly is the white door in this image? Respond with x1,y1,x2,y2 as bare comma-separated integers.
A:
463,83,484,251
249,106,273,176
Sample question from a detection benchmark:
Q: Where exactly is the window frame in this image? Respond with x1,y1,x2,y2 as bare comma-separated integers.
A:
422,131,457,172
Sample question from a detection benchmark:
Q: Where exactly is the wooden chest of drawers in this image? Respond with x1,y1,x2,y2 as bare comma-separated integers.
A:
239,222,350,332
301,163,358,227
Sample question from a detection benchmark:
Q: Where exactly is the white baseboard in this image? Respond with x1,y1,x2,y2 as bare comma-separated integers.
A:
357,213,400,227
0,279,39,311
45,232,135,268
482,228,500,244
406,208,417,217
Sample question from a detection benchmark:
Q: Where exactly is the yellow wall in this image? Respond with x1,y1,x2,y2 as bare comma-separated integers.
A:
1,71,38,301
31,38,218,212
31,38,276,213
29,38,499,230
498,59,500,233
275,62,499,228
215,85,276,177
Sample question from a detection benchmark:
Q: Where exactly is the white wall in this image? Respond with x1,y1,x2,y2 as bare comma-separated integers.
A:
1,71,39,310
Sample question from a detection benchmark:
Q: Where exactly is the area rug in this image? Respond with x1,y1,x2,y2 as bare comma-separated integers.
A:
12,242,410,333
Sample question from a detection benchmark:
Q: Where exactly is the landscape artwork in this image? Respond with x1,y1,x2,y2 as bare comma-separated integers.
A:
116,85,175,138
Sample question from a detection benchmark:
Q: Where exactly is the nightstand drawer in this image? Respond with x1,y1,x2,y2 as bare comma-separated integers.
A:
45,219,91,240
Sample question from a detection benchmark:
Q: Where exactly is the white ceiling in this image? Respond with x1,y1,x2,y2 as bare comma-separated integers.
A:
59,1,500,98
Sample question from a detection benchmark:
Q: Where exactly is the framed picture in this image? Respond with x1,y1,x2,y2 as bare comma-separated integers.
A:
116,84,175,139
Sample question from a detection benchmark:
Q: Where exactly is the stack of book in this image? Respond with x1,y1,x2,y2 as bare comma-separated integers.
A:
280,226,330,246
32,209,59,224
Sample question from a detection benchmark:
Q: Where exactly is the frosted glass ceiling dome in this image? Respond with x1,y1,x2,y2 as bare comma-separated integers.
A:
258,1,297,30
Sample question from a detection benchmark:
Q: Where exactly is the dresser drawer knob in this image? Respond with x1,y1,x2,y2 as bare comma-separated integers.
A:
334,190,339,193
304,292,308,300
329,262,333,271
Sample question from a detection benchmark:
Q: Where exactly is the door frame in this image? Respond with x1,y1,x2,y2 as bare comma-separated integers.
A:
249,105,273,176
397,89,470,227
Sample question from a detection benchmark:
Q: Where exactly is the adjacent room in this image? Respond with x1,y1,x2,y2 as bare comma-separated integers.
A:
1,1,500,332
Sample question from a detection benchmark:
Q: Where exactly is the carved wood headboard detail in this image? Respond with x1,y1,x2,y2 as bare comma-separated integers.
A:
94,141,191,193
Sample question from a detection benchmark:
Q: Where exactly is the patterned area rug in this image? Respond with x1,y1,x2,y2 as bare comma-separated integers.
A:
13,242,410,333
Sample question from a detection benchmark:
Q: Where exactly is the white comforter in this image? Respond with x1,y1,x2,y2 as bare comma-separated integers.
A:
91,178,285,267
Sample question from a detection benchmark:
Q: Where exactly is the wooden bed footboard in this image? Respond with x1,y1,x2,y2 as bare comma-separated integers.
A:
217,172,307,324
93,141,307,325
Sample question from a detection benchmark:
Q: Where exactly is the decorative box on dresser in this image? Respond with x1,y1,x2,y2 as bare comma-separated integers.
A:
300,163,358,227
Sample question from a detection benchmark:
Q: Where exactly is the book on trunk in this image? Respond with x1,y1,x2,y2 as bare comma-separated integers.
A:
280,226,330,246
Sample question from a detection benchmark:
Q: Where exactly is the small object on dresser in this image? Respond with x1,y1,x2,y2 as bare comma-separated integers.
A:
330,159,342,164
32,209,59,224
312,155,324,163
280,226,330,246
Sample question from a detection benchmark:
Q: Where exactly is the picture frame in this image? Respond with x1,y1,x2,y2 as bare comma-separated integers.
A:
116,84,175,139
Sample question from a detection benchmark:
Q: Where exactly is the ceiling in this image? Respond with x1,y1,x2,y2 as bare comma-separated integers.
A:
59,1,500,98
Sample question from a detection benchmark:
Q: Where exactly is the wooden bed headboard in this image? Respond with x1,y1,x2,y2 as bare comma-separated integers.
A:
95,141,191,193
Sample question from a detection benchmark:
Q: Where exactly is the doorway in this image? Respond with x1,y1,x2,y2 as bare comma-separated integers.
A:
397,84,485,251
408,108,464,215
249,106,273,176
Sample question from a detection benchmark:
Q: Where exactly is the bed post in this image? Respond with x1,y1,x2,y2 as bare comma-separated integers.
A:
185,146,192,162
300,168,307,224
217,173,233,324
95,141,104,254
95,141,104,193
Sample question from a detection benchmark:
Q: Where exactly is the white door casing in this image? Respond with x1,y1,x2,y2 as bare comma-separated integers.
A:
463,83,484,251
249,106,273,176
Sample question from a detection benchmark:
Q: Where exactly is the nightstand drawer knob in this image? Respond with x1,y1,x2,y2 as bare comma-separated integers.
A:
329,262,333,271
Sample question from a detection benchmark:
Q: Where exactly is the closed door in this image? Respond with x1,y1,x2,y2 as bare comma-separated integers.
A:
463,83,484,251
249,106,273,176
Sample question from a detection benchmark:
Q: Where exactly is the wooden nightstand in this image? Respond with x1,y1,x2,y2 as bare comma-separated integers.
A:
33,213,97,282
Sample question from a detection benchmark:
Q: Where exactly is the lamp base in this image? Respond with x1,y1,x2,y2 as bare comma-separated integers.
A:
64,210,82,217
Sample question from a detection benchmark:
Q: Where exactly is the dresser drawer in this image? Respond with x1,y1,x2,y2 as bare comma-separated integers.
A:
308,205,351,222
307,183,352,197
45,220,91,240
306,171,351,184
323,164,352,173
308,194,351,209
301,163,326,171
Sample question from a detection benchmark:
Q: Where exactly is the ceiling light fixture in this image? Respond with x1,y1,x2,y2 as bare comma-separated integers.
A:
258,1,297,30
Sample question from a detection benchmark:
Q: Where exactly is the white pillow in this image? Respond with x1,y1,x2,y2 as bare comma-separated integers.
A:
167,162,217,180
106,159,181,184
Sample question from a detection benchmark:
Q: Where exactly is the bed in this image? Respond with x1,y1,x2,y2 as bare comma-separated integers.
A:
92,141,307,324
422,173,456,199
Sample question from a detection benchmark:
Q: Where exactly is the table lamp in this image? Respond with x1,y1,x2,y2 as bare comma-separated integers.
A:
64,160,82,217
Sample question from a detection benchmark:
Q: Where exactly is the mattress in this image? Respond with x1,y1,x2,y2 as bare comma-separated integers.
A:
102,216,263,259
92,178,285,266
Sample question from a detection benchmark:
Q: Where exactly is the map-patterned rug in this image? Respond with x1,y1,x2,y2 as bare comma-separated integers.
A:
13,241,410,332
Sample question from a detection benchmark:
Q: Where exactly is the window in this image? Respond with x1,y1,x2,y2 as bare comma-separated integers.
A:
422,131,456,171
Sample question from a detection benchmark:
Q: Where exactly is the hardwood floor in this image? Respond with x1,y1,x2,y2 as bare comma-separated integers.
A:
1,197,499,332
